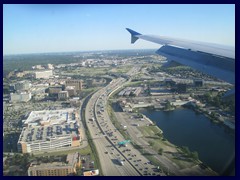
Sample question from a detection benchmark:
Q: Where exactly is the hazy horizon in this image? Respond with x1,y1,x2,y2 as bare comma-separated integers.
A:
3,4,235,55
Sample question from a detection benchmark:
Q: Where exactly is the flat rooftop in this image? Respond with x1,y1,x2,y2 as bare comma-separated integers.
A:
29,152,79,170
19,109,80,143
19,123,79,143
24,108,76,126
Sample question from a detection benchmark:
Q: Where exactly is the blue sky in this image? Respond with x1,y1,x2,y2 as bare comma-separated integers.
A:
3,4,235,55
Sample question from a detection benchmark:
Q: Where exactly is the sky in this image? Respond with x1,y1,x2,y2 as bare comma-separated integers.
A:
3,4,235,55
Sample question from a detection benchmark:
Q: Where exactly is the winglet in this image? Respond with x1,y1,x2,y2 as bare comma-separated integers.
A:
126,28,142,44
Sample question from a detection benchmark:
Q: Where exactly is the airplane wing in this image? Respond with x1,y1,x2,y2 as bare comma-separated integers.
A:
126,28,235,84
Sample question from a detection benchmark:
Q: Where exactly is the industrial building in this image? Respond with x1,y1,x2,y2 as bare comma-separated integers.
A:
34,70,53,79
17,109,81,154
28,152,80,176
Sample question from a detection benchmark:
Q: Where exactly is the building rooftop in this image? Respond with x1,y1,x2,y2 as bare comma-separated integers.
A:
18,109,79,143
28,152,79,171
24,109,76,126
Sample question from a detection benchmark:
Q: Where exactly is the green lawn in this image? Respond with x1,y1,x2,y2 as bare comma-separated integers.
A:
34,145,93,157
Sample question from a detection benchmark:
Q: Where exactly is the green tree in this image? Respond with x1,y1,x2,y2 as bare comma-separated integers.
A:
181,146,190,155
156,132,162,138
191,151,199,160
158,148,163,155
149,141,155,146
204,92,212,102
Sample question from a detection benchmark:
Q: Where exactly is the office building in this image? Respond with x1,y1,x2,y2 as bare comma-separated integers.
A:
48,86,63,97
34,70,53,79
10,92,32,102
58,91,69,100
28,152,80,176
14,81,31,91
65,86,76,97
65,80,82,93
47,64,54,70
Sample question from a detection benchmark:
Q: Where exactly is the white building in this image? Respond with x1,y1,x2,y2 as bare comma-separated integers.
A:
34,70,53,79
17,109,81,154
47,64,54,70
35,65,45,69
10,92,32,102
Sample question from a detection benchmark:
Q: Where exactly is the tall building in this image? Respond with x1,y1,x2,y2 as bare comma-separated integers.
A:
28,153,81,176
65,80,82,93
34,70,53,79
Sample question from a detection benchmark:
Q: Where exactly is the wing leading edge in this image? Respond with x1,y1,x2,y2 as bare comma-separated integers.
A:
126,28,235,84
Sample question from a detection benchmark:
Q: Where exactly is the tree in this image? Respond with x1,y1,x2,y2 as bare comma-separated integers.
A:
191,151,199,160
149,141,155,146
181,146,190,155
164,101,173,110
156,132,162,138
137,113,143,118
158,148,163,155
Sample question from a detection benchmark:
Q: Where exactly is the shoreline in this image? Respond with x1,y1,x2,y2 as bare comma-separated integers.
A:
140,107,232,175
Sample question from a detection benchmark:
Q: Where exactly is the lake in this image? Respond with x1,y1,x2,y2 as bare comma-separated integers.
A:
140,108,235,175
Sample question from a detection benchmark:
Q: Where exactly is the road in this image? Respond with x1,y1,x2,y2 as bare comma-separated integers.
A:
85,78,140,175
84,67,165,176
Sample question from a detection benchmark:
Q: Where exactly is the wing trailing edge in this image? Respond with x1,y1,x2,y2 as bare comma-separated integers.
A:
126,28,235,84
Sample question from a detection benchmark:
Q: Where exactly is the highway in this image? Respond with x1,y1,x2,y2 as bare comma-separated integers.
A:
85,66,165,176
85,78,140,176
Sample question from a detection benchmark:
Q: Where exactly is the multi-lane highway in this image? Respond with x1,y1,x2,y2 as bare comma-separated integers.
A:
84,67,164,176
85,78,139,175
